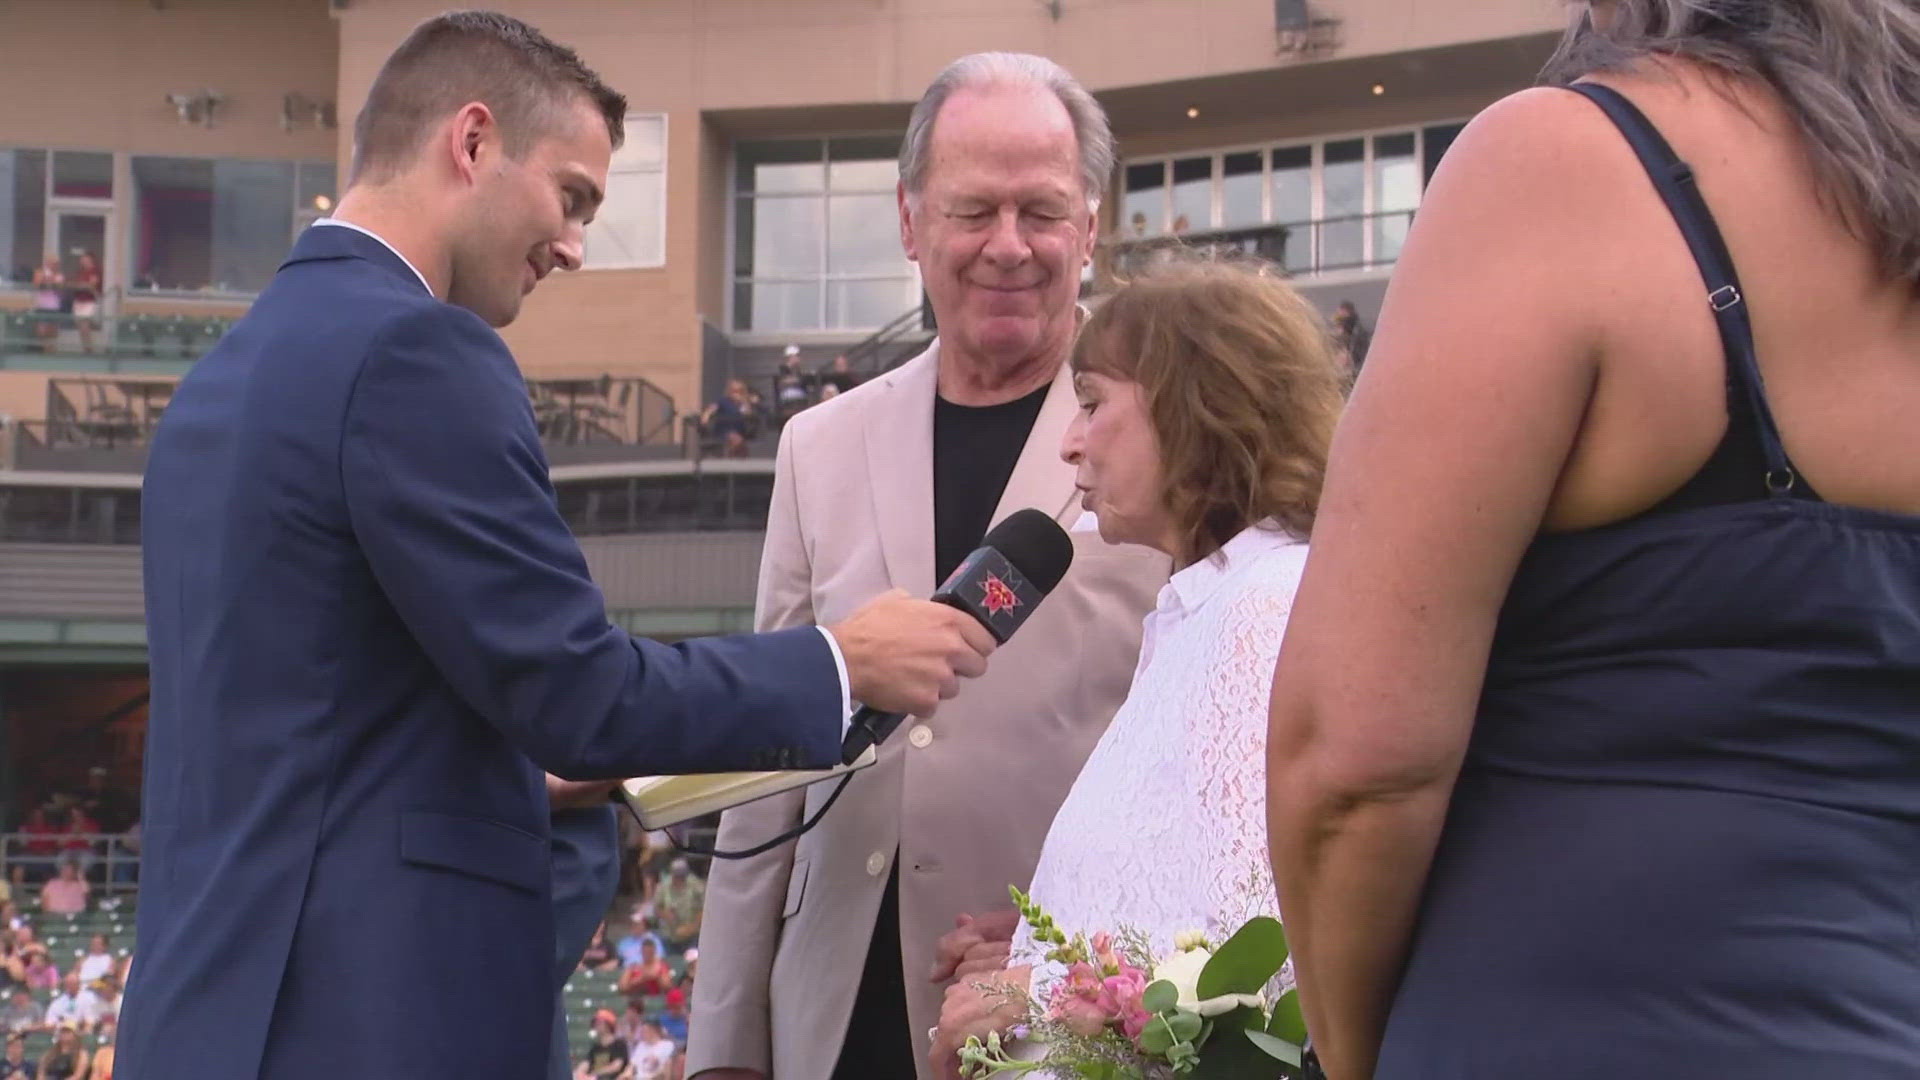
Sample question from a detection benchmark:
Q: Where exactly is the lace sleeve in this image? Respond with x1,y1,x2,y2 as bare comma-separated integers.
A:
1188,571,1298,941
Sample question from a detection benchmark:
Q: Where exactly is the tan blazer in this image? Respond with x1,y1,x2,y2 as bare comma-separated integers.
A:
685,342,1168,1080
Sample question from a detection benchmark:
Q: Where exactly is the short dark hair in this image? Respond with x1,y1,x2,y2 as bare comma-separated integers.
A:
350,10,626,185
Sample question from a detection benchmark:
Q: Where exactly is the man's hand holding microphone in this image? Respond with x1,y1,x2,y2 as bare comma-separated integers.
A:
829,588,997,718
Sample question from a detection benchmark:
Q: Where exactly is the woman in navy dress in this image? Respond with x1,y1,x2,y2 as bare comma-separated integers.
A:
1266,2,1920,1077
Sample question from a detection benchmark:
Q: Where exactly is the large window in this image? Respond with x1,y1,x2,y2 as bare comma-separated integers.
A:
732,137,919,333
131,157,334,295
583,113,666,270
1121,122,1465,274
0,150,49,287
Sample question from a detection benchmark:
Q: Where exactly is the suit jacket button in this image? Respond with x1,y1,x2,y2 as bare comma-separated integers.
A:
908,724,933,749
866,851,886,877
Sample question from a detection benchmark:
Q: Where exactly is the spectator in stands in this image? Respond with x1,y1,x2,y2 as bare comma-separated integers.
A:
578,1009,631,1080
38,862,87,917
614,917,662,970
44,975,93,1034
820,354,860,395
679,947,696,991
819,383,841,403
0,1032,30,1079
658,987,688,1045
73,940,112,988
78,981,116,1031
578,922,618,974
0,902,20,933
109,821,137,887
29,257,63,348
21,947,57,993
773,346,813,419
18,808,60,882
630,1020,676,1080
35,1027,85,1080
58,809,98,876
613,1000,646,1051
618,938,672,1002
699,379,757,458
652,860,703,950
77,770,132,837
69,253,101,355
0,942,23,992
0,989,39,1035
1333,298,1372,375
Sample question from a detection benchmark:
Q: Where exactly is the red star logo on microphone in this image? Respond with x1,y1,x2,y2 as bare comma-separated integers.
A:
979,573,1022,616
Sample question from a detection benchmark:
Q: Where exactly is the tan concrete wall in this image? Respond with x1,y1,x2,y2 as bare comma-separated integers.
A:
0,0,338,161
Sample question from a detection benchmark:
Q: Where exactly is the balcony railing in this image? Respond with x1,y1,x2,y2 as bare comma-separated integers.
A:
1105,208,1417,282
0,312,236,363
5,373,688,473
0,831,140,896
529,375,682,466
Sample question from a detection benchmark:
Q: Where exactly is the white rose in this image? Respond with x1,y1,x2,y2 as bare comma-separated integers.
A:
1173,929,1208,952
1152,947,1265,1019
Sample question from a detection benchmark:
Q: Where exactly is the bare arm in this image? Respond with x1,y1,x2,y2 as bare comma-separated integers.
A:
1266,90,1617,1080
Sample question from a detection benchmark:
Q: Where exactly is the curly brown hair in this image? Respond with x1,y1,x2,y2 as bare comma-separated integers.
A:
1071,256,1344,563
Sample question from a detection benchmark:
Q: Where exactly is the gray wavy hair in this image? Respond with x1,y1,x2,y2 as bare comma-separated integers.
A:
899,52,1114,211
1543,0,1920,284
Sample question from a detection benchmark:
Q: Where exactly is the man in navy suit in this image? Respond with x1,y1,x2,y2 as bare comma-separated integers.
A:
118,12,993,1080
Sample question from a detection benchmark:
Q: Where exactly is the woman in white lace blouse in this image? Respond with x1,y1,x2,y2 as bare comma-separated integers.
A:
927,257,1346,1075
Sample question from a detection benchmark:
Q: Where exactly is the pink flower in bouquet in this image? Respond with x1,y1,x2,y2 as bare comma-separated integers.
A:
1046,962,1113,1038
1100,964,1152,1042
1091,931,1123,975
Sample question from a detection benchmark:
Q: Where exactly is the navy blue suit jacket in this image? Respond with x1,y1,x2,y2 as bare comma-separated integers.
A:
120,225,841,1080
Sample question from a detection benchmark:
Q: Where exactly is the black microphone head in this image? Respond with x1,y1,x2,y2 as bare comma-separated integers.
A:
980,507,1073,594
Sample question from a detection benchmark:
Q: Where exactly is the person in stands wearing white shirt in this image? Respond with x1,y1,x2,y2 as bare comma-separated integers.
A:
74,936,114,987
926,256,1345,1073
629,1019,677,1080
44,972,95,1033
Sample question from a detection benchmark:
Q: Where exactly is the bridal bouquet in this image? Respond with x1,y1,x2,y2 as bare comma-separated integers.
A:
956,886,1309,1079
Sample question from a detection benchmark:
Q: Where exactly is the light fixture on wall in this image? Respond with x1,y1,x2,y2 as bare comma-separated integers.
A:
313,195,334,212
1186,106,1200,119
1371,83,1386,96
166,90,224,128
282,93,338,132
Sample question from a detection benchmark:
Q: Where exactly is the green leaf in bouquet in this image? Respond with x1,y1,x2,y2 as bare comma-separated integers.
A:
1166,1009,1203,1043
1267,987,1308,1045
1138,1016,1176,1056
1189,1005,1293,1080
1245,1029,1304,1069
1142,979,1179,1014
1196,916,1288,1000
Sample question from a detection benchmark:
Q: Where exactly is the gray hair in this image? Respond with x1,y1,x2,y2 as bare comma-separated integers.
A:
899,52,1114,210
1543,0,1920,285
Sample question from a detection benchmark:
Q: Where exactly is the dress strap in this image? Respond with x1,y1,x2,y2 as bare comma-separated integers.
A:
1565,82,1801,496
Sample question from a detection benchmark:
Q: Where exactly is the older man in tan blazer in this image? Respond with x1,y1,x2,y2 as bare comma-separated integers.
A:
688,53,1168,1080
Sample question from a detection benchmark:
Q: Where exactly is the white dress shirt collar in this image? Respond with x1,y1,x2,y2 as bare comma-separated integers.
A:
1162,520,1304,615
310,218,434,297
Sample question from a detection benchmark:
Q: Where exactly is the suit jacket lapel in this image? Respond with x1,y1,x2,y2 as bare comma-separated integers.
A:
990,360,1083,529
863,344,940,596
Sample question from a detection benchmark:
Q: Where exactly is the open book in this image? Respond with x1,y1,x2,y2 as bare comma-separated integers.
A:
618,745,878,830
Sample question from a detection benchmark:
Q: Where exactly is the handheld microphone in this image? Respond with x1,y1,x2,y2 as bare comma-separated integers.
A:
839,507,1074,764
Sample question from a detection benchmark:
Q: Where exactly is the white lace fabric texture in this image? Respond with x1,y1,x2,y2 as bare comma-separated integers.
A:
1011,525,1306,1002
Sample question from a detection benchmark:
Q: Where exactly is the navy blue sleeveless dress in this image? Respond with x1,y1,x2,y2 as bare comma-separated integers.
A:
1374,84,1920,1078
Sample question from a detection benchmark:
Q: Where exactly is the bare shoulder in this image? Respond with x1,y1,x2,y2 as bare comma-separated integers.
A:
1427,84,1651,225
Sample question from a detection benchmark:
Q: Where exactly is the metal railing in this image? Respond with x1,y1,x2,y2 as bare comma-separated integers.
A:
0,312,235,361
0,832,139,896
1105,208,1417,281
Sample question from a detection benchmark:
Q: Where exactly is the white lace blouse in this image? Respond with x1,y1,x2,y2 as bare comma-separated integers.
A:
1011,523,1305,992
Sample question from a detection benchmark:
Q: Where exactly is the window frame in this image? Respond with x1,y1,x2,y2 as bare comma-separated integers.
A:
727,134,922,338
580,112,669,272
126,153,335,299
1118,119,1467,274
